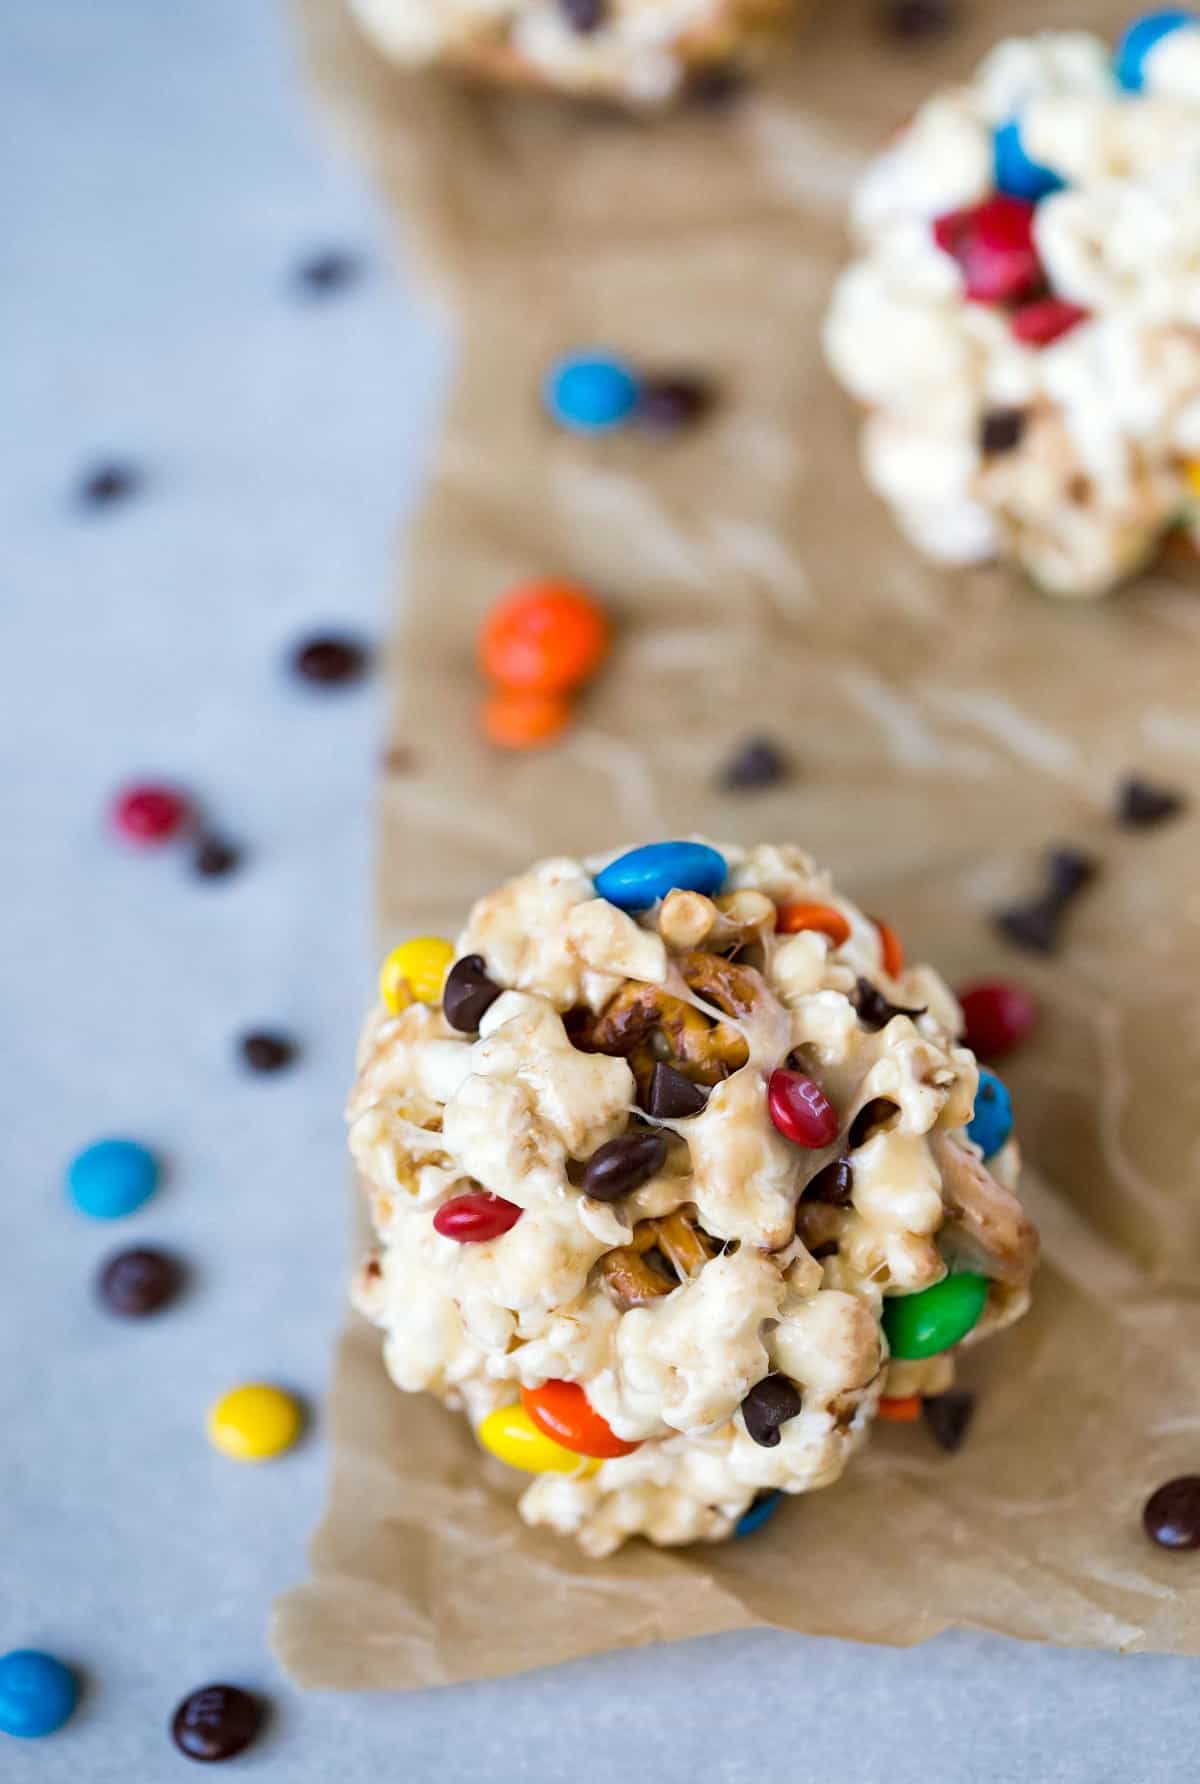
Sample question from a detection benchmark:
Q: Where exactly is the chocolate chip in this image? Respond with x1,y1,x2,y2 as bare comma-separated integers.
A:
192,834,242,880
740,1374,803,1447
852,977,925,1033
993,846,1099,955
880,0,956,39
558,0,605,31
803,1158,854,1206
687,66,748,109
97,1246,181,1317
1143,1476,1200,1551
77,461,142,509
1116,775,1188,831
635,375,714,434
808,1240,839,1260
848,1097,900,1149
1046,846,1099,902
294,249,363,297
644,1063,709,1120
290,633,370,686
718,736,790,793
980,408,1026,456
238,1031,297,1074
581,1131,668,1202
171,1685,264,1763
923,1389,975,1453
443,955,502,1032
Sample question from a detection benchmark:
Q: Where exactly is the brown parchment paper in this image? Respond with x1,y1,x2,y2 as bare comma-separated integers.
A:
273,0,1200,1687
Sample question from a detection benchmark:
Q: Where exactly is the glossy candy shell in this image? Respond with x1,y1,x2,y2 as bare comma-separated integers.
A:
882,1271,989,1360
594,841,726,912
521,1381,640,1458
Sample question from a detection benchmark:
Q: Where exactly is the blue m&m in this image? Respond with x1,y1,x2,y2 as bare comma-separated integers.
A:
545,353,641,433
594,841,727,912
1115,10,1195,89
966,1069,1013,1160
66,1137,160,1219
0,1650,79,1739
734,1491,783,1539
993,119,1065,203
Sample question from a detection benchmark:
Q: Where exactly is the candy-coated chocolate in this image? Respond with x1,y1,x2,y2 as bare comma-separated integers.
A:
67,1137,160,1219
767,1068,839,1148
478,581,608,695
993,118,1065,202
1143,1474,1200,1549
112,782,189,845
477,1403,599,1476
521,1380,641,1458
878,1394,922,1423
171,1684,264,1763
775,902,850,945
594,840,726,912
379,936,455,1014
206,1383,303,1462
545,352,640,432
874,916,905,977
1011,297,1090,347
932,196,1041,304
1116,9,1194,90
433,1191,523,1242
482,688,572,749
0,1650,79,1739
882,1271,989,1360
581,1131,667,1202
958,980,1039,1060
966,1068,1013,1159
734,1490,783,1539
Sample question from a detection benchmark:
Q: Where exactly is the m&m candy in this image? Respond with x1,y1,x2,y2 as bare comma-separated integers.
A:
594,840,726,912
545,352,641,433
66,1138,160,1219
206,1383,303,1462
882,1271,989,1360
0,1650,79,1739
379,936,455,1014
1115,10,1195,90
477,1403,599,1476
479,581,608,696
993,118,1065,203
734,1491,783,1539
520,1380,641,1458
966,1068,1013,1159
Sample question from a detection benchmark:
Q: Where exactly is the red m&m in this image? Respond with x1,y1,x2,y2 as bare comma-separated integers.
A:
767,1069,839,1148
433,1191,523,1243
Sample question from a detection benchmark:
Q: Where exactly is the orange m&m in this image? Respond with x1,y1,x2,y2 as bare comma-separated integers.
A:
874,917,905,978
481,689,572,750
877,1395,922,1423
520,1379,641,1459
479,581,608,696
775,902,851,947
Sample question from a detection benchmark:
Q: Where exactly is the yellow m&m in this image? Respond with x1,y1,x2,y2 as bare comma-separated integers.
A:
477,1404,599,1478
380,937,455,1014
207,1383,303,1462
1185,461,1200,502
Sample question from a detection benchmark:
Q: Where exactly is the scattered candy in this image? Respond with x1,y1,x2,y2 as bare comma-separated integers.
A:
993,118,1064,203
545,352,641,432
802,1158,854,1205
1116,9,1194,90
594,840,726,912
477,1403,598,1476
112,782,189,846
634,375,714,434
206,1384,303,1462
874,916,905,977
734,1490,783,1538
980,407,1027,455
97,1245,182,1317
966,1068,1013,1158
1011,297,1090,347
775,902,850,946
581,1131,668,1202
1142,1474,1200,1550
718,735,790,792
379,935,455,1013
881,0,956,38
293,248,363,297
993,845,1099,955
932,196,1041,305
852,977,925,1032
290,633,370,686
882,1271,989,1360
482,688,571,749
67,1137,160,1219
0,1649,79,1739
1116,774,1188,829
442,955,502,1032
433,1191,523,1242
77,461,141,509
521,1380,640,1457
958,981,1039,1060
923,1389,976,1452
878,1394,922,1422
191,833,242,880
238,1030,297,1074
479,581,608,696
643,1062,709,1119
768,1068,839,1148
171,1684,264,1763
741,1373,804,1447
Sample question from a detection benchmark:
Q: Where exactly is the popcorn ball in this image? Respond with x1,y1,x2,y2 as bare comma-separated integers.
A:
349,840,1038,1555
348,0,809,106
824,15,1200,597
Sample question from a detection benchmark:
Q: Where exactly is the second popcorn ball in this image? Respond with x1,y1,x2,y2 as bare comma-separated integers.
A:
350,840,1038,1556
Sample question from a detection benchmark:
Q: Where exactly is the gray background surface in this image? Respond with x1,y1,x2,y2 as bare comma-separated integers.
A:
2,1,1196,1777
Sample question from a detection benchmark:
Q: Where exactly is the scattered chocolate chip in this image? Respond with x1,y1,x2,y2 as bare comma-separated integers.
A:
992,846,1099,955
383,744,415,774
741,1374,803,1447
1046,846,1099,902
1143,1476,1200,1551
644,1063,709,1120
238,1031,298,1074
718,736,791,793
687,65,748,110
852,977,925,1033
634,375,714,435
582,1131,668,1202
802,1158,854,1206
191,834,242,880
171,1685,264,1763
77,461,142,509
294,249,363,298
443,955,502,1032
1116,775,1187,831
979,408,1026,456
558,0,605,31
97,1246,182,1317
881,0,956,39
923,1389,975,1453
290,633,370,687
848,1097,900,1150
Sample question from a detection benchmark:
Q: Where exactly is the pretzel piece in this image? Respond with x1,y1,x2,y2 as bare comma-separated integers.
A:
598,1209,720,1311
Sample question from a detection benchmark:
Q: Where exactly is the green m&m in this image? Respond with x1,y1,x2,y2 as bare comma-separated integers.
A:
882,1271,989,1361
